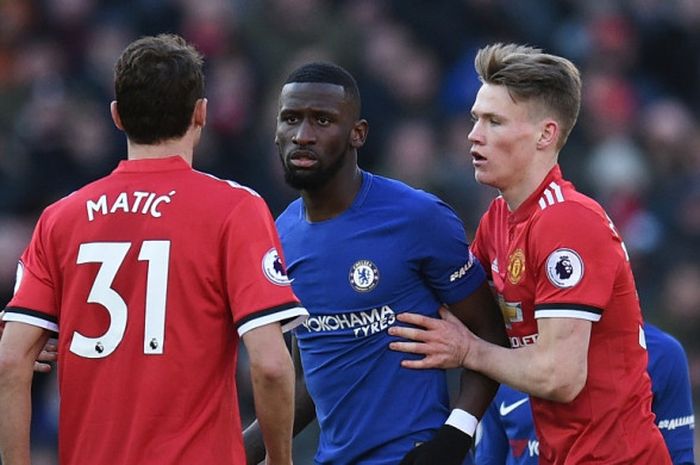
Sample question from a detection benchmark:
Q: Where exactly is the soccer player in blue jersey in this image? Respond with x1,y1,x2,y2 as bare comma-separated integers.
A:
474,322,695,465
244,62,508,465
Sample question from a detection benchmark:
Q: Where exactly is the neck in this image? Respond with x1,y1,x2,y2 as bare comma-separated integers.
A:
501,155,558,212
126,133,197,166
301,165,363,222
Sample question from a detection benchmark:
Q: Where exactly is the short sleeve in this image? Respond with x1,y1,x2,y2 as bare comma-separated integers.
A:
531,203,625,321
415,197,486,305
4,213,59,332
221,194,307,336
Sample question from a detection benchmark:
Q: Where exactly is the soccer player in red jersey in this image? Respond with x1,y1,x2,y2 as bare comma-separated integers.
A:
389,43,673,464
0,34,307,465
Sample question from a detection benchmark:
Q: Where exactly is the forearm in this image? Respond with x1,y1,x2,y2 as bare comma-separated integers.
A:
0,322,48,465
250,357,295,464
244,375,316,465
447,283,507,416
0,353,34,465
242,324,297,465
452,368,498,422
467,337,581,401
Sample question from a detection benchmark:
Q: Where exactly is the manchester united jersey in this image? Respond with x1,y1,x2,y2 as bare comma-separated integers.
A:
474,323,696,465
471,165,671,465
3,156,307,465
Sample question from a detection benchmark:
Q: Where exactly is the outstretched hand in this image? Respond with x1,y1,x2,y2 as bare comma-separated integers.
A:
0,316,57,373
388,307,475,370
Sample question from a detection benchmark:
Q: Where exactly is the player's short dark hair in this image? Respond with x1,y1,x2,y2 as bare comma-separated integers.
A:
114,34,204,145
475,43,581,150
284,62,361,118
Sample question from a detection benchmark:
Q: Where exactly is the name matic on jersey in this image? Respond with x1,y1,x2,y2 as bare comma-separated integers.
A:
86,190,176,221
302,305,396,338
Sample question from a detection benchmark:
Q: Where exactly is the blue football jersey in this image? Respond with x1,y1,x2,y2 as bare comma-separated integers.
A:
647,324,696,465
276,171,486,465
474,385,537,465
474,323,695,465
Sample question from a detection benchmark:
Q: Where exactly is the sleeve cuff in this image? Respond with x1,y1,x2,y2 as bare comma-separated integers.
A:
445,408,478,437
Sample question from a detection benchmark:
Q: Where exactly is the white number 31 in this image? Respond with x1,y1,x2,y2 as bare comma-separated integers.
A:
71,241,170,359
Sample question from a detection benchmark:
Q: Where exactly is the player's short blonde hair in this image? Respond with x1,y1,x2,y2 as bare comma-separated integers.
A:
475,43,581,150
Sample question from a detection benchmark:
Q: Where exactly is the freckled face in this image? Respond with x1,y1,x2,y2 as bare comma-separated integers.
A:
468,83,541,191
276,82,357,190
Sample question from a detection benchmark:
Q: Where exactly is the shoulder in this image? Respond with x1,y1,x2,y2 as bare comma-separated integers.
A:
275,198,303,232
646,324,688,366
531,191,609,235
191,170,262,199
370,174,459,221
480,196,507,221
39,177,110,223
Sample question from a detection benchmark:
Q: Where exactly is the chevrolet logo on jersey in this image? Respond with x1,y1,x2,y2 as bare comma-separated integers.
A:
497,294,523,328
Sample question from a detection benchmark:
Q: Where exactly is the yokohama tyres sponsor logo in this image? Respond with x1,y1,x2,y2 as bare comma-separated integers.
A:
302,306,396,338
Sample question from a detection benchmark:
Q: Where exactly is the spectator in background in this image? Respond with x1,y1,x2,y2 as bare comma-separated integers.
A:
0,34,307,465
475,322,695,465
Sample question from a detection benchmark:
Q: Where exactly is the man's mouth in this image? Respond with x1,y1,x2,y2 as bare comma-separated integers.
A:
471,150,486,162
288,150,318,168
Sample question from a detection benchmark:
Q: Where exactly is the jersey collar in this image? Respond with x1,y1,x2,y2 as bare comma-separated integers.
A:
113,155,192,173
299,170,373,223
509,164,564,224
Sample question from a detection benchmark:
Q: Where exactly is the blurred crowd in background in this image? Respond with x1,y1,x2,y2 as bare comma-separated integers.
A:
0,0,698,463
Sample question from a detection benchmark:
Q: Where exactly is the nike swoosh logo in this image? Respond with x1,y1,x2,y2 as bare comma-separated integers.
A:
499,397,529,416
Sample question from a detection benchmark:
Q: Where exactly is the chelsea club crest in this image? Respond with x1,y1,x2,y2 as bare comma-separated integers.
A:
349,260,379,292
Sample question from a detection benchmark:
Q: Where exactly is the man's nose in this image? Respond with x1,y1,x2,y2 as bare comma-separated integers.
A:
467,122,482,144
292,119,315,145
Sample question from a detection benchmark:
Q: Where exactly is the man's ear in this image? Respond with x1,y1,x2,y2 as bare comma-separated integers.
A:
537,119,559,150
193,98,207,128
350,119,369,149
110,101,124,131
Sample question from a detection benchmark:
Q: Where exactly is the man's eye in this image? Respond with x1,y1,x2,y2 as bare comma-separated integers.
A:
317,117,330,125
283,115,298,124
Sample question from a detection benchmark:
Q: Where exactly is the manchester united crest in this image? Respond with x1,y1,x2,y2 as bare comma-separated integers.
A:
507,249,526,285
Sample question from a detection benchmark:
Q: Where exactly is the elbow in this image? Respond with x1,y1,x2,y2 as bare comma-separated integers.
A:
546,379,585,403
0,351,31,387
250,353,294,387
539,364,587,403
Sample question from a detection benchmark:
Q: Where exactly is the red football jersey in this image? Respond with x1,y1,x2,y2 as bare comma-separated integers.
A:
471,165,671,464
3,156,307,465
